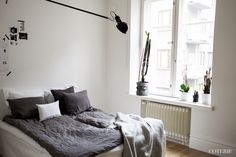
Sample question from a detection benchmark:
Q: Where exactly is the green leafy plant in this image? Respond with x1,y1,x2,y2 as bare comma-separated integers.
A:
180,84,190,93
139,31,151,82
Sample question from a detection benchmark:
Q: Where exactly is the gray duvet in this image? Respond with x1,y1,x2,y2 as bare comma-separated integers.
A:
115,112,166,157
4,111,122,157
76,109,116,128
4,109,166,157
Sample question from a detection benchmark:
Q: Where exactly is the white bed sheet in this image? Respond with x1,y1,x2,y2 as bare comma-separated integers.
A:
0,121,122,157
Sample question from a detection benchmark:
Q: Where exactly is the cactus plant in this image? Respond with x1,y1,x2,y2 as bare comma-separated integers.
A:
203,68,212,94
193,90,199,102
140,31,151,82
136,31,151,96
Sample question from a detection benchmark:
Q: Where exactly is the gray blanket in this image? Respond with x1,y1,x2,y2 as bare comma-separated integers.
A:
115,112,166,157
4,114,122,157
76,109,116,128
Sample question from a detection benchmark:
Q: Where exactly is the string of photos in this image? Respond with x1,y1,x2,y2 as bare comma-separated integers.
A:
1,0,29,76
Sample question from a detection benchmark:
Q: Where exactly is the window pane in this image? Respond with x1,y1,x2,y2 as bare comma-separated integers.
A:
175,0,216,95
144,0,174,96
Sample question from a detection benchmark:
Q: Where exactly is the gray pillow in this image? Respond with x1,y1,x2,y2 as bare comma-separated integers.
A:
63,90,92,115
7,97,46,119
51,86,74,114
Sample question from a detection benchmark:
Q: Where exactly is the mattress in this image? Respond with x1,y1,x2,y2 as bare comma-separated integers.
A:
0,121,122,157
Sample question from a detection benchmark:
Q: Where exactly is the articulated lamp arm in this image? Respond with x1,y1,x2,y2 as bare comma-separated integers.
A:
45,0,128,34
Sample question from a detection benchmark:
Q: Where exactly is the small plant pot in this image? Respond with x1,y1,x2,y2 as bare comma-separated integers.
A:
201,93,211,105
136,81,149,96
181,92,191,101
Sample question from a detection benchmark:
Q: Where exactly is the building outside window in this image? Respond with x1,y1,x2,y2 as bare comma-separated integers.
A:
143,0,216,97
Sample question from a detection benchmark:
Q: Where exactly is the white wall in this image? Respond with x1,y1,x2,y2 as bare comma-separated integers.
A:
106,0,140,114
0,0,108,118
1,0,235,155
107,0,236,156
189,0,236,156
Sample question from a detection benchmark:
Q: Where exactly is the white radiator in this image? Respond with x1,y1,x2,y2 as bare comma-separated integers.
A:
142,100,191,145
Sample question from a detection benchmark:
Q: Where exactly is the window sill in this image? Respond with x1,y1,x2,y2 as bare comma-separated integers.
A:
130,94,214,111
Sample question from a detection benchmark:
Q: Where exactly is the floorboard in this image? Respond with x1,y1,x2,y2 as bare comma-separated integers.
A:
166,141,218,157
0,141,219,157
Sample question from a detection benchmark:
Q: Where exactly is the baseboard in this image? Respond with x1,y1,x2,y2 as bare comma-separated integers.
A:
189,136,236,157
166,137,188,146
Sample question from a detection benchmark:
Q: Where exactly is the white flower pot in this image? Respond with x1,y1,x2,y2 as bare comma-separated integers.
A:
201,94,211,105
181,92,191,101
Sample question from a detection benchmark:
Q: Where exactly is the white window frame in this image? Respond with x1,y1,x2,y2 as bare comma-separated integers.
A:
141,0,179,97
141,0,215,97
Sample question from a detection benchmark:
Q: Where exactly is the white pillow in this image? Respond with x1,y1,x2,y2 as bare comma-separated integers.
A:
37,101,61,122
3,88,45,106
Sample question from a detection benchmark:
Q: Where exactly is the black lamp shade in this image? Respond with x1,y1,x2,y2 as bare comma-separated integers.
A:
115,15,128,34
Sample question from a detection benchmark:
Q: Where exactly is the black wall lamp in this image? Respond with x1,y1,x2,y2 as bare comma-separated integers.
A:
45,0,128,34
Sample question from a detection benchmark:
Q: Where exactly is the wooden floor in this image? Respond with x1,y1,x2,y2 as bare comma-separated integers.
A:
0,141,218,157
166,141,218,157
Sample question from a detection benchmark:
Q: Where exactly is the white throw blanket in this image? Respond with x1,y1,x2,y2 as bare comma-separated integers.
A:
115,112,166,157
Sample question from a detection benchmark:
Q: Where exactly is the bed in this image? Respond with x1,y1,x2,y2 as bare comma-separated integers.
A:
0,87,166,157
0,118,123,157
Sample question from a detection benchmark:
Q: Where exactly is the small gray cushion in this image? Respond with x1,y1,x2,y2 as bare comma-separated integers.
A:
63,90,92,115
8,97,46,119
51,86,74,114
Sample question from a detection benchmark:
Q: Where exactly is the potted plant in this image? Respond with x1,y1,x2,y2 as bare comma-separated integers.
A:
179,83,190,101
136,32,151,96
202,68,212,105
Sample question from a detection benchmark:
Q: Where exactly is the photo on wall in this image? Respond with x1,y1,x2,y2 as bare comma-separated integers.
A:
0,35,10,75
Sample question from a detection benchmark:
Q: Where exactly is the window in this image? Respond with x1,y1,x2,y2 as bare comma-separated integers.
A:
143,0,216,97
